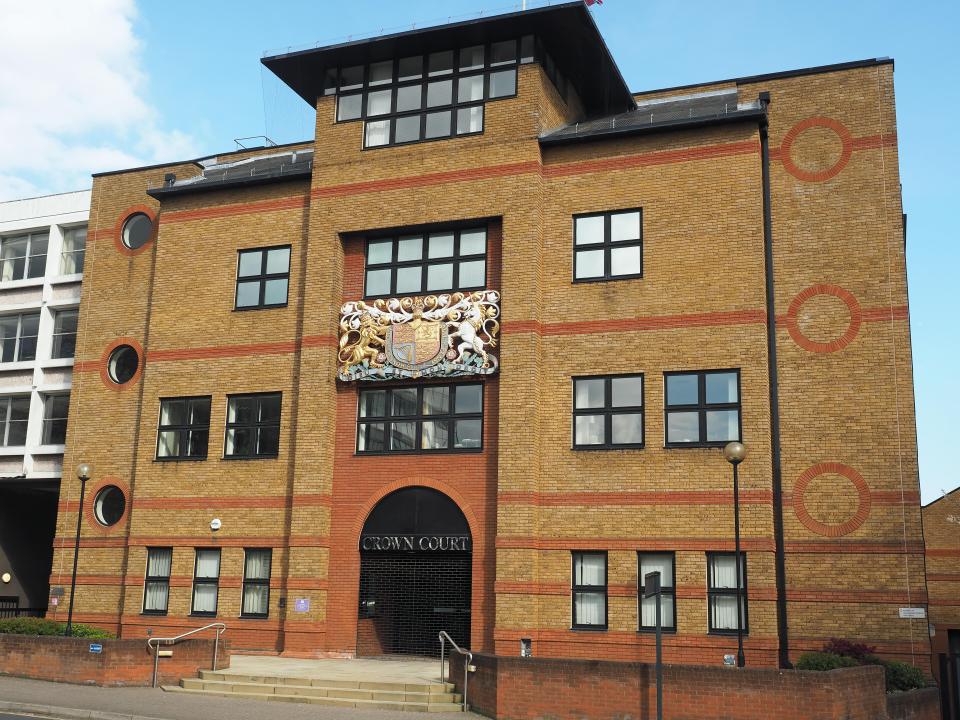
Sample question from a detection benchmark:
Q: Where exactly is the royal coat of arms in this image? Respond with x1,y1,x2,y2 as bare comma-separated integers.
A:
337,291,500,381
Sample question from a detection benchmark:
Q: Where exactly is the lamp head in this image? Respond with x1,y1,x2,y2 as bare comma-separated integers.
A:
76,463,92,481
722,441,746,465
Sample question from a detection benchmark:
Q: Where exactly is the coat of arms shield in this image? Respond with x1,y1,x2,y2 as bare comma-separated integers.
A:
385,320,447,371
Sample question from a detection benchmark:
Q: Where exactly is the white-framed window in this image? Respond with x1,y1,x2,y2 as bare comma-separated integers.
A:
60,226,86,275
0,313,40,363
51,309,78,359
0,395,30,446
0,232,48,281
42,394,69,445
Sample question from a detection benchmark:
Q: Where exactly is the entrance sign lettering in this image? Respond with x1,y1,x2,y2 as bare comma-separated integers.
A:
360,535,472,552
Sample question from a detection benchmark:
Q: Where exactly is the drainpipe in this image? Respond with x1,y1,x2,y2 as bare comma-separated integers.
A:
758,91,791,669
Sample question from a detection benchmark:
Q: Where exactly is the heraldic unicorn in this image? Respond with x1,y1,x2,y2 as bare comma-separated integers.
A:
337,290,501,381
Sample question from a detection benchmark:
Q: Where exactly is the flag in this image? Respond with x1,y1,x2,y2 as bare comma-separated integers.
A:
585,0,603,5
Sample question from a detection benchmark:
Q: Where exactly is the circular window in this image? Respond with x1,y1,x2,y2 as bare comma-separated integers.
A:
121,213,154,250
107,345,140,384
93,485,126,527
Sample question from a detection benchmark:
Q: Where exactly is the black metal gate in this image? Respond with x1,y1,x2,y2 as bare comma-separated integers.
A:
941,654,960,720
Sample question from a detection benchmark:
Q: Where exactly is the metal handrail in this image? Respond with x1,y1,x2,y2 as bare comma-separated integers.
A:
147,622,226,688
439,630,472,712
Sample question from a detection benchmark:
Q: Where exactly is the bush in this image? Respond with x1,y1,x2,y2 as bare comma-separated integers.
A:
881,659,927,693
795,652,859,671
823,638,877,663
0,617,113,639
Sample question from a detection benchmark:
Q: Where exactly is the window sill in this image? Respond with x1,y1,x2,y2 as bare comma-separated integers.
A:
233,303,289,312
0,277,45,290
239,614,270,620
573,274,643,285
0,360,37,371
155,456,208,463
189,612,218,618
638,627,677,634
572,444,645,451
141,610,168,617
49,273,83,286
356,447,483,456
663,443,737,450
570,626,608,632
220,454,280,461
707,629,749,637
31,444,66,455
39,358,76,368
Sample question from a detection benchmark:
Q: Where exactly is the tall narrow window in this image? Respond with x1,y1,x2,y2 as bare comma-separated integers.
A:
571,551,607,629
0,233,48,281
143,547,172,615
707,552,748,634
573,209,642,282
41,394,69,445
639,552,676,631
242,549,272,618
0,396,30,446
0,313,40,362
157,397,211,460
235,246,290,310
60,227,86,275
51,309,79,359
664,370,741,447
572,374,644,449
225,393,281,458
191,549,221,616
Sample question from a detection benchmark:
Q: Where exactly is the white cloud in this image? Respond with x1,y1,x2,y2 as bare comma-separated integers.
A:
0,0,200,200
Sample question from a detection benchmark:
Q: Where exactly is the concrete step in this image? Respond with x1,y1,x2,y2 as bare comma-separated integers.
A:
162,684,464,712
181,677,462,703
197,669,455,694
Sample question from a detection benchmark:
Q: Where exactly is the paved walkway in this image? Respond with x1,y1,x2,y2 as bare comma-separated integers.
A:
227,654,444,684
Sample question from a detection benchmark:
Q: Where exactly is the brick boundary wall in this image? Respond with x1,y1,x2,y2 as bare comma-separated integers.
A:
449,654,940,720
0,635,230,686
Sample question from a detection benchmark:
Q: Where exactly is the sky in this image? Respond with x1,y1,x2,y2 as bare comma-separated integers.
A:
0,0,956,502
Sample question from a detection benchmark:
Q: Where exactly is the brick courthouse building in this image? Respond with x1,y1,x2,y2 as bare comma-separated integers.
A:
47,2,927,669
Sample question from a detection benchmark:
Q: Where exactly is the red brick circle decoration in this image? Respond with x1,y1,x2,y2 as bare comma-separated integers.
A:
780,117,853,182
794,463,871,538
784,284,862,353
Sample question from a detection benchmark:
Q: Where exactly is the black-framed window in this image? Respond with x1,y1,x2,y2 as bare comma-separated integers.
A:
241,548,272,618
0,312,39,362
0,232,48,281
235,246,290,310
157,396,211,460
572,374,644,449
572,551,607,629
0,395,29,447
573,209,642,282
225,393,281,459
664,370,741,447
41,394,69,445
51,309,78,359
330,38,530,148
143,547,172,615
191,548,220,616
707,552,748,634
639,552,676,632
357,383,483,454
364,226,487,298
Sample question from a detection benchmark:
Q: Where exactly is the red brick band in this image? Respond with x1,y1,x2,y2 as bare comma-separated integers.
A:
793,462,871,537
784,284,862,353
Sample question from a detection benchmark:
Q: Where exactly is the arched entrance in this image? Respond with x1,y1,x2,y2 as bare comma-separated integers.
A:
357,486,472,657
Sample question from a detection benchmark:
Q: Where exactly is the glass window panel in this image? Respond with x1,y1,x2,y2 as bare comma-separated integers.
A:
235,281,260,307
457,74,484,103
358,422,385,452
144,582,169,612
147,549,172,577
20,314,39,336
359,390,386,418
225,427,251,457
195,550,220,578
710,595,744,630
340,65,363,90
367,240,393,264
337,93,362,121
710,554,743,588
458,260,485,288
454,384,482,414
424,110,452,139
398,55,423,81
257,426,280,456
228,396,255,424
427,79,453,107
520,35,535,62
705,372,739,404
258,394,281,422
706,410,740,442
427,50,453,76
428,233,454,258
396,84,422,113
322,67,337,95
365,119,390,147
391,421,416,450
421,420,449,450
666,411,700,444
575,216,604,245
157,430,179,458
640,554,674,586
365,269,391,296
574,378,605,409
238,251,262,277
611,413,643,445
459,229,486,255
192,584,217,613
161,399,187,426
395,266,422,294
610,211,641,242
610,245,642,276
490,40,517,66
456,105,484,135
391,388,417,416
397,236,423,261
243,585,269,616
368,60,393,85
574,415,605,446
459,45,484,70
186,429,208,457
263,278,287,305
574,554,606,585
611,377,643,407
574,592,605,625
574,249,604,279
640,594,675,628
426,263,453,291
265,247,290,274
666,375,699,405
245,549,271,580
366,88,392,116
394,115,421,143
422,386,449,415
453,418,481,448
488,68,516,98
190,399,211,426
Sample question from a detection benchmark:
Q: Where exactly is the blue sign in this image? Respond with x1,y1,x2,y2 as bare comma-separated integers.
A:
89,643,103,654
294,598,310,613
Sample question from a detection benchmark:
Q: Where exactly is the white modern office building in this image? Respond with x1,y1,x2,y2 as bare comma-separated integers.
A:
0,189,88,614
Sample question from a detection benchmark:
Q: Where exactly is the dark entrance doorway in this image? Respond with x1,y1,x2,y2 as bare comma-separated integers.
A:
357,487,471,657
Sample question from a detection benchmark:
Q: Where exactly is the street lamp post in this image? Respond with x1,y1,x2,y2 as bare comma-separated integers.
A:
65,462,92,637
722,441,746,668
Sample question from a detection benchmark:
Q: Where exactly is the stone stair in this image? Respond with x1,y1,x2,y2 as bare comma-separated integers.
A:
162,669,464,712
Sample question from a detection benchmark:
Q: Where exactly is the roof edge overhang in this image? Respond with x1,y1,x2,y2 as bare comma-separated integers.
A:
146,168,311,200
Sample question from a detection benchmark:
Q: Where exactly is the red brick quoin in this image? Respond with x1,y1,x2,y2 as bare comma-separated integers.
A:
780,117,854,182
784,284,862,353
794,463,872,538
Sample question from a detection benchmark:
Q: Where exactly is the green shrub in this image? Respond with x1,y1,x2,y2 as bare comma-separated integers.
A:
795,652,859,671
881,659,927,693
0,617,113,639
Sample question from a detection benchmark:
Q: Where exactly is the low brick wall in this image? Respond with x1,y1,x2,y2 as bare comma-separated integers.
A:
450,654,935,720
0,635,230,686
886,688,941,720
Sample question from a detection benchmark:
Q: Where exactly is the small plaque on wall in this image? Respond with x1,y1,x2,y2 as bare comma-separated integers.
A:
294,598,310,613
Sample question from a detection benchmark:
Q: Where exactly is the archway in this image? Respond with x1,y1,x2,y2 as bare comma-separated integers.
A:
357,486,472,657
